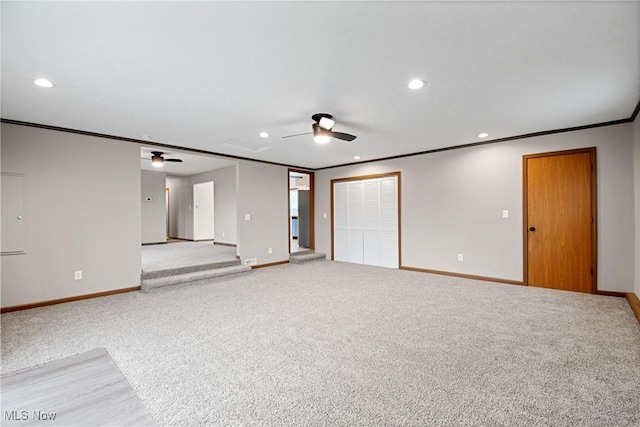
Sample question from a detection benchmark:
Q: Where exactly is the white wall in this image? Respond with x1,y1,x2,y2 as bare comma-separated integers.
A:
1,123,141,308
633,115,640,297
141,170,167,244
316,123,635,292
236,160,288,266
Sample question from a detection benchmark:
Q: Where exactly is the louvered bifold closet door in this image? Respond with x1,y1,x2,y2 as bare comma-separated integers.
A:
363,180,381,266
333,175,398,268
347,181,364,264
378,176,398,268
333,182,349,262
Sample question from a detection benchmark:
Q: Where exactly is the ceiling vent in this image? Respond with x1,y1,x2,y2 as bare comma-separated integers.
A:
218,139,271,153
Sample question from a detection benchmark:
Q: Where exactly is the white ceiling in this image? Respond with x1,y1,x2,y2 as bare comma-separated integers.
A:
2,2,638,170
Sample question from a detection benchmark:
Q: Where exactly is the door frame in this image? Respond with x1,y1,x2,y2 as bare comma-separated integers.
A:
165,187,170,240
522,147,597,292
288,169,315,252
330,171,402,266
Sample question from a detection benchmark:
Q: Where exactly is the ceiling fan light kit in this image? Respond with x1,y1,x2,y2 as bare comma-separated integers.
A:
312,123,331,144
148,151,184,168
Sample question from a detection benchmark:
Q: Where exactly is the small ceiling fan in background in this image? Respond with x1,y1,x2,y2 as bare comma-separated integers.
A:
282,113,357,144
142,151,183,168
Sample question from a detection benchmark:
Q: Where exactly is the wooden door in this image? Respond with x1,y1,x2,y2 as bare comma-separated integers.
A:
524,148,596,293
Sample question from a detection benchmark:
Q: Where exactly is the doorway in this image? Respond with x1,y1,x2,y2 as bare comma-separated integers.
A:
523,147,597,293
289,170,314,253
193,181,214,241
165,188,170,240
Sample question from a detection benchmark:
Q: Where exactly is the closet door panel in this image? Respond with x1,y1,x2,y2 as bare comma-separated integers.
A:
333,175,398,268
333,182,348,262
363,180,381,266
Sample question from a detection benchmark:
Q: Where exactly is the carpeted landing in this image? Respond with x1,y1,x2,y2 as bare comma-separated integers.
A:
2,261,639,426
141,241,237,272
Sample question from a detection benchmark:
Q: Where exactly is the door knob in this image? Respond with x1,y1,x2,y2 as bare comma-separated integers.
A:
17,215,23,220
529,226,536,232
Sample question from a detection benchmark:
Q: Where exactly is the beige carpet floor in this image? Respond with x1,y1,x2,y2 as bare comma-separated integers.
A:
2,261,639,426
141,241,237,272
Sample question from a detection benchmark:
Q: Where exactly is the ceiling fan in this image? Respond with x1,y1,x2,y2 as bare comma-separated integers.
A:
282,113,357,144
143,151,184,168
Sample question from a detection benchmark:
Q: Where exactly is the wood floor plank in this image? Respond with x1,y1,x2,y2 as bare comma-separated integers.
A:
1,348,155,426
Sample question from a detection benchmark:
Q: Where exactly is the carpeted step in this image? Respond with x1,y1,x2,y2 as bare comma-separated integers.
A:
141,259,241,280
141,264,251,293
289,252,327,264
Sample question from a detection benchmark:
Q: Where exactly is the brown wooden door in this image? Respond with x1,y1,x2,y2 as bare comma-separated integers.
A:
524,148,596,293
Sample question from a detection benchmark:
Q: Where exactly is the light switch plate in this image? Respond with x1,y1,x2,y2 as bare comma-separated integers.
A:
244,213,252,221
502,210,509,219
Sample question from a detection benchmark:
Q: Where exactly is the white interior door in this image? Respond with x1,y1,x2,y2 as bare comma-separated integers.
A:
333,175,398,268
193,181,214,240
1,173,26,254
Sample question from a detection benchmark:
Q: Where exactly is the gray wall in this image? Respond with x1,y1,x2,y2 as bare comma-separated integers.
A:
1,123,141,308
141,170,167,244
192,166,237,245
165,166,237,244
236,160,288,265
634,115,640,297
166,175,193,240
315,123,636,292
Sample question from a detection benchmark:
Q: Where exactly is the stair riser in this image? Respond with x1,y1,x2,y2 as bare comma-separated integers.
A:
141,271,251,293
141,260,241,280
289,254,326,264
290,258,325,264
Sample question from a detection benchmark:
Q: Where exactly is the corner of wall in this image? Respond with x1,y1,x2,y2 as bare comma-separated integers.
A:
633,116,640,296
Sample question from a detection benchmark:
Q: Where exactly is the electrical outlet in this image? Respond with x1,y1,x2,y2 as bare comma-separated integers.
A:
268,247,272,254
74,270,82,280
323,213,327,219
502,210,509,219
457,254,464,262
244,258,258,266
222,232,225,238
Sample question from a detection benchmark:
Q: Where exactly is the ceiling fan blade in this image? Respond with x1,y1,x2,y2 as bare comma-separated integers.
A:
281,132,312,139
329,131,357,142
164,159,183,163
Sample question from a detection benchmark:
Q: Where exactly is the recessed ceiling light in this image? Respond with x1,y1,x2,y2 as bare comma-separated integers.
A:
33,78,55,88
408,79,425,90
477,132,489,138
259,132,269,138
353,156,361,160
